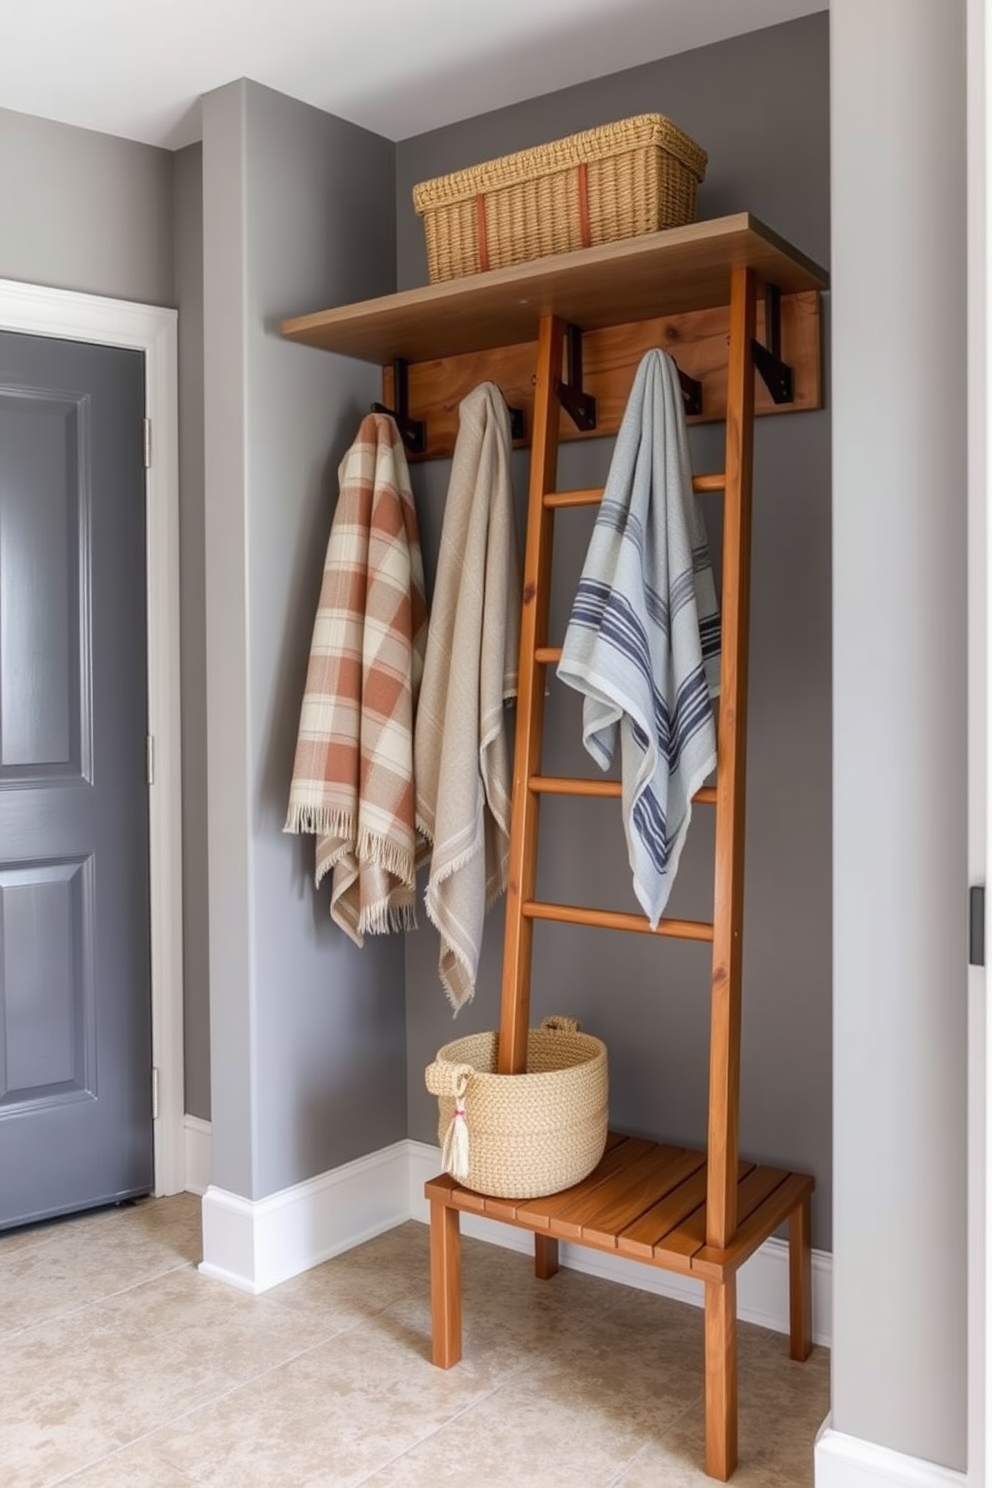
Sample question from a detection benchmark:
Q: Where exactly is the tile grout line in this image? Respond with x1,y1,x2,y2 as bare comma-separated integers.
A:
600,1441,652,1488
2,1258,201,1342
604,1388,710,1487
351,1359,536,1485
38,1283,444,1488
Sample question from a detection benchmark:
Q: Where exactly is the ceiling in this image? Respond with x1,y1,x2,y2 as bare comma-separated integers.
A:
1,0,826,151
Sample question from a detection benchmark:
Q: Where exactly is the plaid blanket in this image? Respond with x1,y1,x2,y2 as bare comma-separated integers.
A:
285,413,428,944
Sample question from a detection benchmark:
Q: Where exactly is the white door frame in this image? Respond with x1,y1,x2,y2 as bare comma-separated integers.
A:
0,278,185,1197
969,1,991,1483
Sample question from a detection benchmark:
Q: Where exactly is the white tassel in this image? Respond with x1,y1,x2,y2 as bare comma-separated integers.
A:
441,1101,470,1181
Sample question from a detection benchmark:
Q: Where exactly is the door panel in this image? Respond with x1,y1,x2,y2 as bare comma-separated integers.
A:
0,331,151,1229
0,391,80,771
0,858,94,1104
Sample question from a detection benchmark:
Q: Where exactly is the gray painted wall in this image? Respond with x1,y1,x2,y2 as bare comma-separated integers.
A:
0,106,173,305
202,80,406,1200
397,15,835,1250
830,0,967,1470
173,142,211,1121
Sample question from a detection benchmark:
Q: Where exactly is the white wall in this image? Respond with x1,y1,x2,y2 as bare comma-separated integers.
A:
966,3,988,1482
828,0,968,1473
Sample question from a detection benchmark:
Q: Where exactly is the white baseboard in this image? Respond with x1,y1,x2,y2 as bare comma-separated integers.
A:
199,1140,410,1294
815,1421,967,1488
190,1129,832,1345
407,1141,832,1346
183,1115,212,1197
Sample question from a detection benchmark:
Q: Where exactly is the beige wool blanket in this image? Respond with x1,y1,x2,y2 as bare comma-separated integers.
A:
285,413,428,945
415,383,521,1011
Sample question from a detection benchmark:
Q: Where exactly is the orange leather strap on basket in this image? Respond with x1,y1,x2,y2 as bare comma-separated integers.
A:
475,194,490,273
577,162,591,249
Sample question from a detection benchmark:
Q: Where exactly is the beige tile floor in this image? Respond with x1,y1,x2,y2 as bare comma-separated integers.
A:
0,1193,829,1487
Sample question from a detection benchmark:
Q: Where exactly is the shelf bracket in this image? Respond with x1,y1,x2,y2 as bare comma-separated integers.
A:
751,283,794,405
677,367,703,417
554,324,597,432
373,358,427,455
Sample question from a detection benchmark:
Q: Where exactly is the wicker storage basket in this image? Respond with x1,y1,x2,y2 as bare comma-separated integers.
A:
425,1016,609,1199
413,113,707,283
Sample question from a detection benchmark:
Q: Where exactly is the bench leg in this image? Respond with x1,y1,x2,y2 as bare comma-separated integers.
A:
429,1197,462,1368
789,1191,813,1362
535,1234,559,1280
704,1275,738,1481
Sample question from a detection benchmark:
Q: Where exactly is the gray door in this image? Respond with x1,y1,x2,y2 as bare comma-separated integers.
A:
0,330,152,1230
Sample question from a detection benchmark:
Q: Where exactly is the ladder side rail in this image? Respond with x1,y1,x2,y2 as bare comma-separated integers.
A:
706,265,757,1251
498,314,565,1073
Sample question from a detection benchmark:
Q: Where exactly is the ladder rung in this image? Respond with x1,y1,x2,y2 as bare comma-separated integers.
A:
529,775,718,805
544,474,725,509
535,646,562,665
523,900,715,941
532,773,615,797
544,488,603,509
531,776,621,798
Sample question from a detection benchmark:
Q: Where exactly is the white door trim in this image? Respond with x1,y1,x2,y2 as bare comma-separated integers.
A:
0,278,185,1196
968,0,991,1481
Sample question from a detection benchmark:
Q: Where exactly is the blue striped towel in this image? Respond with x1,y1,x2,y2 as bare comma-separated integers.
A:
557,349,720,927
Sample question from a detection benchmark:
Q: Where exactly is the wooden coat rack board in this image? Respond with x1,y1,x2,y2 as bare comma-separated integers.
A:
380,289,820,460
282,211,829,1482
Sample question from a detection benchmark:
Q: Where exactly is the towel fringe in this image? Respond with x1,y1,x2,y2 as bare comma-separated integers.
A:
415,813,436,848
423,868,481,1015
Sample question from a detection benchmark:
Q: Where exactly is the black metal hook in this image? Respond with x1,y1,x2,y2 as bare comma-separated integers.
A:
554,323,597,433
372,358,427,455
751,283,794,405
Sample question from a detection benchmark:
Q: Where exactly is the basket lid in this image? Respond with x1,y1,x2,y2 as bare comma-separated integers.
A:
412,113,707,215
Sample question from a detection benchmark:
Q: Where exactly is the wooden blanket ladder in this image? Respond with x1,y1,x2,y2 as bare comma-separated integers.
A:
425,266,815,1482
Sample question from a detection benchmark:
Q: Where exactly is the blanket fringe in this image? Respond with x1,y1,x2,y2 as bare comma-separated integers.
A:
359,900,419,937
355,826,417,887
285,804,354,838
290,807,418,886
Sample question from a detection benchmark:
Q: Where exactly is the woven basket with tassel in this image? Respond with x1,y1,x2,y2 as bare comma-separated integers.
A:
425,1016,609,1199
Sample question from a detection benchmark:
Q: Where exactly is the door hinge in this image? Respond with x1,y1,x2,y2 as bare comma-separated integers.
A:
970,885,985,968
151,1066,159,1121
143,417,151,469
146,734,154,786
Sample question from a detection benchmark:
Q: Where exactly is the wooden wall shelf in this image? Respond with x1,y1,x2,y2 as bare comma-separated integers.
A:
281,213,828,460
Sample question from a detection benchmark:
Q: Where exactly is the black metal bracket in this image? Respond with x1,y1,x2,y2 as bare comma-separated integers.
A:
372,358,427,456
554,323,597,432
677,367,703,417
751,284,794,405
